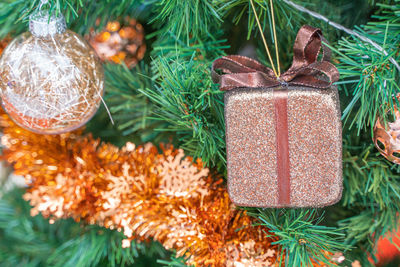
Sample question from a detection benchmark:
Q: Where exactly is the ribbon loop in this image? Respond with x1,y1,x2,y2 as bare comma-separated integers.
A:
290,25,322,70
212,25,339,91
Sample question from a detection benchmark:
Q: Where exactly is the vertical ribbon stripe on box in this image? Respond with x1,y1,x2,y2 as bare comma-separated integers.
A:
273,88,291,205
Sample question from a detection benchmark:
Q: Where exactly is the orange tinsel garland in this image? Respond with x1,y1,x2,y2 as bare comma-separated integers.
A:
0,37,11,55
0,111,278,266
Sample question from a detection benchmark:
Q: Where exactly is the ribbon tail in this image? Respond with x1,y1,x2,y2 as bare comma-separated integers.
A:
219,72,280,91
212,55,279,91
212,55,276,87
289,61,340,88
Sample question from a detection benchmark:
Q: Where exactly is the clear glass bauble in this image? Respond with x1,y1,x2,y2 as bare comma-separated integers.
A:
0,13,104,134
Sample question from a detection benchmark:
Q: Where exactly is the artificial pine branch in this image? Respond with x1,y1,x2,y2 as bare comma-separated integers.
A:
0,0,27,37
104,63,169,144
2,0,400,266
282,0,400,133
150,0,223,44
140,55,226,170
0,0,151,35
150,31,229,60
248,209,348,266
0,188,168,267
338,135,400,264
157,257,188,267
218,0,373,72
101,0,400,265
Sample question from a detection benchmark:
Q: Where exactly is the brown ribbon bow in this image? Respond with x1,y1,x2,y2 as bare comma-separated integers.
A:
212,25,340,90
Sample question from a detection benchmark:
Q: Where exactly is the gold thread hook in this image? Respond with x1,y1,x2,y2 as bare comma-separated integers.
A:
250,0,278,77
269,0,281,77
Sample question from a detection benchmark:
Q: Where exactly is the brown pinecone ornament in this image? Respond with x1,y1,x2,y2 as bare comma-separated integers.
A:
373,96,400,164
88,17,146,68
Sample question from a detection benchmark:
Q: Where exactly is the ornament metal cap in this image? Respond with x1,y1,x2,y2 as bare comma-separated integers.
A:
29,10,66,37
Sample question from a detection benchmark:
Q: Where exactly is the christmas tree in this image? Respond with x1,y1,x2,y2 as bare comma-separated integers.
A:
0,0,399,266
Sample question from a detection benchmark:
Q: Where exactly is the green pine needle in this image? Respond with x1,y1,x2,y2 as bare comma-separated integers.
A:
0,188,169,267
150,0,223,44
1,0,400,266
140,54,226,170
248,208,348,267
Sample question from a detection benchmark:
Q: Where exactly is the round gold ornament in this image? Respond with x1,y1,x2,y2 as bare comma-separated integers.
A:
88,17,146,68
373,96,400,164
0,11,104,134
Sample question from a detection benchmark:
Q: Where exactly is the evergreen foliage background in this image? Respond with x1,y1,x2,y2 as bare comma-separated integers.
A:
0,0,400,266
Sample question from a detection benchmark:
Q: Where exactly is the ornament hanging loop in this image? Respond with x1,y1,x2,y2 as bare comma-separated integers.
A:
38,0,50,11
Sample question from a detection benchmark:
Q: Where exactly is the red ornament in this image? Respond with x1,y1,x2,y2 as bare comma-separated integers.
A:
372,230,400,266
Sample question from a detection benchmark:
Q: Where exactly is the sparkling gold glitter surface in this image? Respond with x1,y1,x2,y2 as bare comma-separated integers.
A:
225,88,278,207
225,86,342,207
288,87,342,207
0,109,279,267
0,30,104,134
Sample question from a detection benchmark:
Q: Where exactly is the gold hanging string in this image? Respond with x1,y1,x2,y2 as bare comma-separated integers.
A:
269,0,280,77
249,0,278,77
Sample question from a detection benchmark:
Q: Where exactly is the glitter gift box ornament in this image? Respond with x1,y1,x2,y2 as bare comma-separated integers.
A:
213,25,342,208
